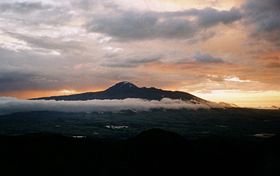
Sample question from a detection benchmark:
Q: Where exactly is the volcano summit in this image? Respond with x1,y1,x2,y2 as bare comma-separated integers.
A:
33,81,207,103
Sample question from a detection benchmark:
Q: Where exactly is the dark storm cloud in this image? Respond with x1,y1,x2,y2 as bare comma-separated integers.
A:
86,7,241,40
194,53,224,63
242,0,280,45
0,2,52,14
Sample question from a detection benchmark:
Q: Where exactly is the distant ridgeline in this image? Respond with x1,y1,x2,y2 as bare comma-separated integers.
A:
32,81,207,102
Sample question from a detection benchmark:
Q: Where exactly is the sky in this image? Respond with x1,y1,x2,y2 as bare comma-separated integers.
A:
0,0,279,107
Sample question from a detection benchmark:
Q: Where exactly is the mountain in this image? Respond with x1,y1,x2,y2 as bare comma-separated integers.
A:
32,81,208,102
32,81,208,103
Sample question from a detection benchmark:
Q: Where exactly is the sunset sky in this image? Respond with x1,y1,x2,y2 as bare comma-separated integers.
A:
0,0,279,107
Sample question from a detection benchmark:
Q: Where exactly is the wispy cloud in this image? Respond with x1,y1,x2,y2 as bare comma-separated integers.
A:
224,76,253,83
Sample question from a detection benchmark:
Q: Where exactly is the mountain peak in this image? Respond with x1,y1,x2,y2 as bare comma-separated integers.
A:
33,81,207,103
106,81,138,91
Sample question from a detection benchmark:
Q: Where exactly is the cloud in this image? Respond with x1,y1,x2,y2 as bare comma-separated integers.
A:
224,76,253,83
0,71,36,92
194,53,224,63
0,70,60,92
242,0,280,45
186,7,241,28
266,62,280,69
102,54,162,68
0,1,73,26
86,7,241,40
0,97,217,115
0,2,52,14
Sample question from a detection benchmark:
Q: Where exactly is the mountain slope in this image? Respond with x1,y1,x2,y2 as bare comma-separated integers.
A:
32,81,207,102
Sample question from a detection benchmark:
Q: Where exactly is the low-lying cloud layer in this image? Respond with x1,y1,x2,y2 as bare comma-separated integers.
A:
0,97,218,115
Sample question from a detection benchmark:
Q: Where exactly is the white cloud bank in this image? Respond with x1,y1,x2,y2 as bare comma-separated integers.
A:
0,97,223,115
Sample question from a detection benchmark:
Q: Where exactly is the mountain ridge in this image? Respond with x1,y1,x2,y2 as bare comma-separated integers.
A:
32,81,208,103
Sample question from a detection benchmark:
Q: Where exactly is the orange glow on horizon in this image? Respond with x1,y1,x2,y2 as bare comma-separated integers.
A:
0,88,102,99
192,90,280,108
1,87,279,108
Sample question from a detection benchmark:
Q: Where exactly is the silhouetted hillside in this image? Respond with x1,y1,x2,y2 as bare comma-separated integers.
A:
32,81,207,102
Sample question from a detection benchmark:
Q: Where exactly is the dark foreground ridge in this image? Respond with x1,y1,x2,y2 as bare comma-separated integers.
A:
32,81,207,102
0,129,279,176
